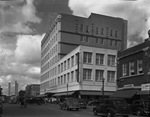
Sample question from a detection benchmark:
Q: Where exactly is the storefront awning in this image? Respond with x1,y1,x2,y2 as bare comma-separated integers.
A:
110,89,139,98
35,94,47,98
80,91,114,96
53,92,75,97
137,90,150,95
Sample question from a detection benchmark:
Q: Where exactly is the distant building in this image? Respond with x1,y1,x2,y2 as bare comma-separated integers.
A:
25,84,40,97
41,13,127,99
18,90,26,97
15,81,18,96
8,82,11,96
0,86,2,96
112,31,150,101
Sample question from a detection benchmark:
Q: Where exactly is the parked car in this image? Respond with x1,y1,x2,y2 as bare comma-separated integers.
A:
88,100,102,106
26,97,45,105
78,99,87,109
0,101,3,115
93,98,131,117
60,98,79,111
131,100,150,116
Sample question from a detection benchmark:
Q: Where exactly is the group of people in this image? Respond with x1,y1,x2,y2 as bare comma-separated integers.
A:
19,97,27,108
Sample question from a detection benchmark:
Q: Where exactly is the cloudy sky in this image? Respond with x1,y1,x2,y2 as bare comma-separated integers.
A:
0,0,150,95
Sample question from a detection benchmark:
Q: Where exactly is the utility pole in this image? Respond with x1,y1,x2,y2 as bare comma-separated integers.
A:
67,83,68,97
102,78,105,102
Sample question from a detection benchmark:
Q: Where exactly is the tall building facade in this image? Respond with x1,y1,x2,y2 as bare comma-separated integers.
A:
41,13,127,99
25,84,40,98
113,32,150,101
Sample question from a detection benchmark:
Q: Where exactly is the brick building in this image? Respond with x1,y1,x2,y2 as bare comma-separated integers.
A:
112,31,150,101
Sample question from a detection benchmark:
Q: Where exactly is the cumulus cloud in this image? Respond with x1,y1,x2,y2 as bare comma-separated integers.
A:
68,0,150,47
0,0,41,34
15,34,44,65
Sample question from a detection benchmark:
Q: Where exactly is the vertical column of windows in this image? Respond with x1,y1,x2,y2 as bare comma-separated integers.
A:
83,69,92,80
83,52,92,64
137,59,143,74
129,61,135,75
71,56,74,67
107,71,115,82
95,70,104,81
96,53,104,65
122,64,127,76
108,55,116,66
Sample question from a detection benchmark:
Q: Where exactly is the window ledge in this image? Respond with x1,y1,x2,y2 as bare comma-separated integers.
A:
120,73,144,79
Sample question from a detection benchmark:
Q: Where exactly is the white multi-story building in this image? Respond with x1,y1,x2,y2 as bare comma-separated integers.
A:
41,13,127,99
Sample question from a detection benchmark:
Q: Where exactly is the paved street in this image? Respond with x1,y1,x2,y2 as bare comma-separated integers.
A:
1,103,142,117
1,103,94,117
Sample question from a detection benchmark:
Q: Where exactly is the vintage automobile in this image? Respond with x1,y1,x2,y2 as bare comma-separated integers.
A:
0,101,3,115
88,100,102,106
131,100,150,116
93,98,131,117
26,97,45,105
78,99,87,109
60,98,79,111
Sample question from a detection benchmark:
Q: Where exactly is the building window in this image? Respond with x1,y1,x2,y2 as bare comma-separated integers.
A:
61,63,63,72
86,26,89,33
129,61,135,75
75,53,79,65
71,71,74,82
80,36,84,42
96,38,99,43
58,77,60,85
115,31,118,37
64,74,66,84
83,69,92,80
100,38,104,45
67,58,70,69
85,36,89,42
122,64,127,76
61,76,63,84
80,24,84,32
96,27,99,34
108,55,116,66
101,28,104,35
95,70,104,81
96,53,104,65
67,73,70,83
83,52,92,64
115,40,118,46
107,71,115,82
110,30,113,36
110,40,113,46
58,65,60,73
64,61,66,71
137,59,143,74
71,56,74,67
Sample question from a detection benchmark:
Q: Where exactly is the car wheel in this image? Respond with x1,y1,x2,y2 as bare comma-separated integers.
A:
136,110,142,116
76,108,79,111
107,111,115,117
93,109,97,115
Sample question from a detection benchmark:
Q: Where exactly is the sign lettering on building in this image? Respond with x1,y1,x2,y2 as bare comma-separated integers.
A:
141,83,150,91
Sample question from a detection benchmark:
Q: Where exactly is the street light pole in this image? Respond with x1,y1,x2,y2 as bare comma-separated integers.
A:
67,83,68,97
102,78,105,102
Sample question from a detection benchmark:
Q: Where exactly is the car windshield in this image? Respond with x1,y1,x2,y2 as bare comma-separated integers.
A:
116,100,127,104
67,99,78,104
